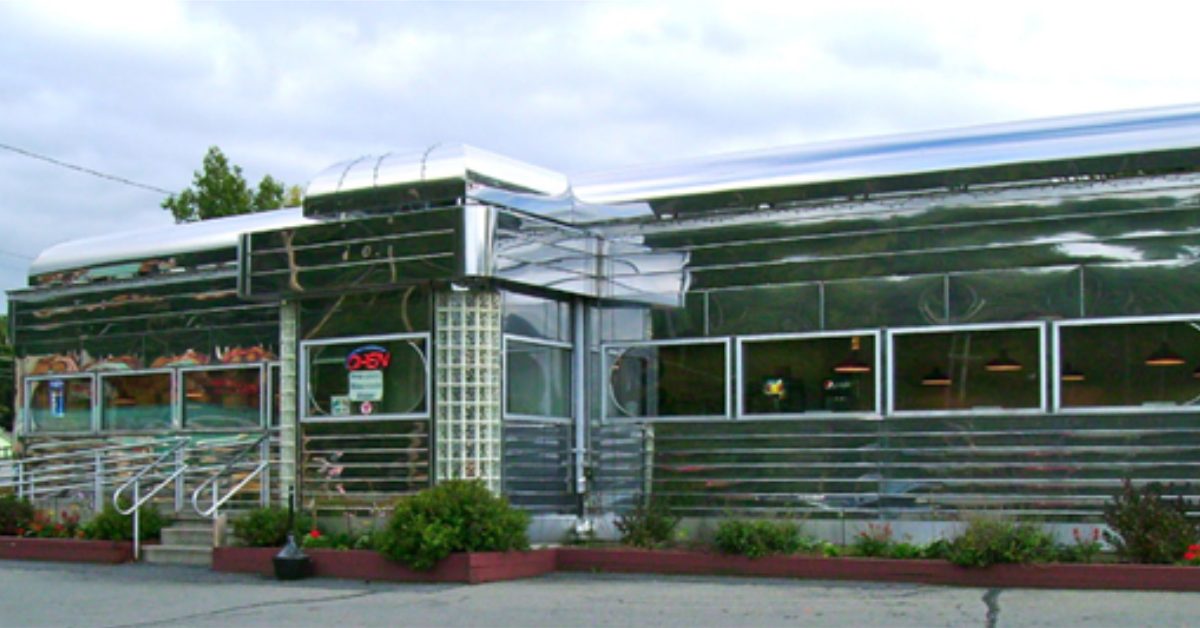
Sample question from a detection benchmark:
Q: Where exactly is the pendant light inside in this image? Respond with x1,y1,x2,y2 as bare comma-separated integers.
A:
833,336,871,374
921,366,952,387
985,349,1022,373
1061,363,1085,382
1145,342,1185,367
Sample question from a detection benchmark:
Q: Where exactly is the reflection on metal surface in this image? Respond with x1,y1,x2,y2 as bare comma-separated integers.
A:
573,103,1200,209
30,208,315,276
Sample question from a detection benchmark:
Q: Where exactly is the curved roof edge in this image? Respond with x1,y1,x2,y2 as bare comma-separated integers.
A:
571,103,1200,205
29,208,316,276
305,143,569,203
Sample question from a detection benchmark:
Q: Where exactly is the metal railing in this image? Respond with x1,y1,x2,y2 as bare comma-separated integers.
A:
191,434,270,519
113,439,192,560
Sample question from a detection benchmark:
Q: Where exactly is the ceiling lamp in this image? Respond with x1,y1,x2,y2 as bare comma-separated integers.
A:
985,349,1022,373
1061,363,1085,383
1145,342,1186,367
834,336,871,374
921,367,952,387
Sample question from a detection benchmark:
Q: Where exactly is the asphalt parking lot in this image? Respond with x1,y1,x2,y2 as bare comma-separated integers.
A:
1,560,1198,627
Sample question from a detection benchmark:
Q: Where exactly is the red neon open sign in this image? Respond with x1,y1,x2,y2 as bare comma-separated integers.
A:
345,345,391,371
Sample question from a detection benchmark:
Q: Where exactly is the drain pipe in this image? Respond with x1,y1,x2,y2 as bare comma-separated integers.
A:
572,298,590,532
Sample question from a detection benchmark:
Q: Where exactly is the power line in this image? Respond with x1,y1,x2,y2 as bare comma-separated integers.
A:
0,141,172,196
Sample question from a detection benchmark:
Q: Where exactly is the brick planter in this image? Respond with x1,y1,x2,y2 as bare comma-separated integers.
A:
555,547,1200,592
0,536,134,564
212,547,557,584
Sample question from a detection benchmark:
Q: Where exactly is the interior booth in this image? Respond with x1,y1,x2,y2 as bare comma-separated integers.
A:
10,104,1200,530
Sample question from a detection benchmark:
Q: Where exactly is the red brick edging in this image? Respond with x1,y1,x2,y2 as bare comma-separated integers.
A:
212,547,557,584
0,536,133,564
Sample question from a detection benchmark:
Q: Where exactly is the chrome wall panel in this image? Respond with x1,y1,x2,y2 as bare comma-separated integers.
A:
591,414,1200,519
502,420,575,514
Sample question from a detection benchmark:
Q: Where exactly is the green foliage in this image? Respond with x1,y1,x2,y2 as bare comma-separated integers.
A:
946,517,1056,568
614,500,679,549
1103,479,1199,564
300,528,378,551
162,146,293,222
376,480,530,571
83,501,166,541
229,506,313,547
850,522,894,557
920,538,953,560
713,519,807,558
1054,527,1104,564
0,494,33,535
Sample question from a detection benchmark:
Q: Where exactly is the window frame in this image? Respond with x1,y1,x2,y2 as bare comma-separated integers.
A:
886,321,1047,417
503,333,573,424
735,329,883,420
1052,314,1200,414
23,373,98,434
98,368,178,433
178,362,268,430
299,332,432,423
600,337,733,423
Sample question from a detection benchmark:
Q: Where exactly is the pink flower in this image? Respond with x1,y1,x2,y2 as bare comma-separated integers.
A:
309,529,322,539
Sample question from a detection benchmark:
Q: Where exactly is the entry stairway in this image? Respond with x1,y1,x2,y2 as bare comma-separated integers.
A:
145,512,214,567
1,433,275,565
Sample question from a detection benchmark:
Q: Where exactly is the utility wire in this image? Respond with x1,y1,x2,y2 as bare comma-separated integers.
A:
0,141,172,196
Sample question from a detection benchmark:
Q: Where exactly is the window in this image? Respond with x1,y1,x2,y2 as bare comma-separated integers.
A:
302,334,429,421
182,366,263,429
101,371,174,431
604,340,729,420
739,332,880,416
1056,317,1200,411
889,324,1044,414
505,338,571,420
25,375,93,433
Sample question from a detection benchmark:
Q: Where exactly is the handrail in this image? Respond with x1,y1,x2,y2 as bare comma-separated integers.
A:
0,436,184,504
112,438,191,560
191,433,270,519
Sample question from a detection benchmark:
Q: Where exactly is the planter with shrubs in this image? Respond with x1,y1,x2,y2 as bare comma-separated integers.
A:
213,480,556,584
0,495,167,564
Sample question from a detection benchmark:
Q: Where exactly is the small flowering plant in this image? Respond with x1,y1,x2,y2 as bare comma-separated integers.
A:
1063,527,1104,564
1183,544,1200,565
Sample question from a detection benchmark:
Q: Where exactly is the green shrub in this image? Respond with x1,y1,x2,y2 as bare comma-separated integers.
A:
1103,479,1198,564
0,495,34,535
83,501,166,541
851,522,894,557
713,519,806,558
229,506,313,547
376,480,530,571
614,500,679,549
920,538,953,560
946,517,1056,568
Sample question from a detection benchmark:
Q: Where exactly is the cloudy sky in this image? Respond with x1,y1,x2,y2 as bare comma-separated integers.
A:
2,1,1200,312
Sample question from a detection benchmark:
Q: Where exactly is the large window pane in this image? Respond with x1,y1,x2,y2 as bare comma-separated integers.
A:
742,335,877,415
27,377,92,432
102,373,173,430
304,337,427,420
1059,321,1200,409
606,343,726,419
506,340,570,418
503,292,571,342
892,327,1041,412
182,368,262,429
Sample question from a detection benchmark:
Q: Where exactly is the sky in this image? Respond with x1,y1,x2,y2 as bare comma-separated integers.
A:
3,0,1200,313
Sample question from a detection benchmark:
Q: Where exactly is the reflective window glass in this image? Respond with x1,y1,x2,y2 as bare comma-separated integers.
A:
503,292,571,342
606,343,726,419
27,376,92,432
101,373,173,430
1059,321,1200,409
892,327,1042,412
742,335,877,415
304,337,428,420
506,340,571,418
182,368,262,429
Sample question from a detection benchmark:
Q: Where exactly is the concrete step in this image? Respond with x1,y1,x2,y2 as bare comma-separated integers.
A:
141,545,212,567
161,525,213,547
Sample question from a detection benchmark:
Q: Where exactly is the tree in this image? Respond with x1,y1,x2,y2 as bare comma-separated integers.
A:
162,147,297,222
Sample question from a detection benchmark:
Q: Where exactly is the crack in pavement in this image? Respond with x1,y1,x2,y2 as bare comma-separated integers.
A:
101,589,381,628
983,588,1002,628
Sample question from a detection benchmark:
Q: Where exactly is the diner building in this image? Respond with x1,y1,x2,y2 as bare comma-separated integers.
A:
9,104,1200,528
